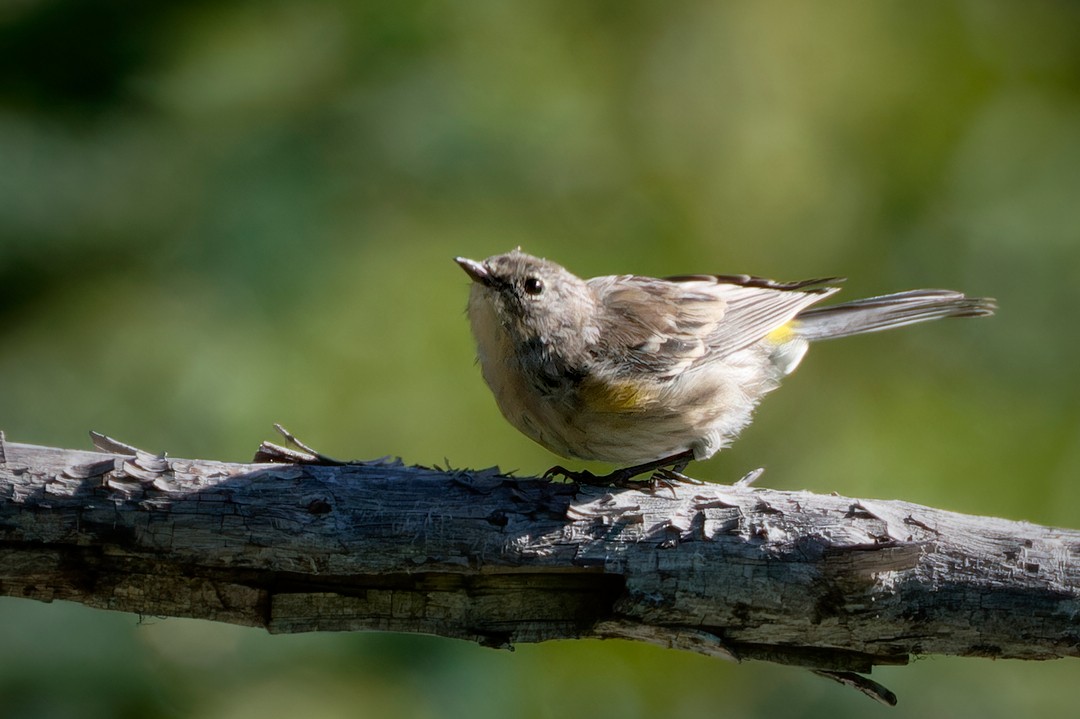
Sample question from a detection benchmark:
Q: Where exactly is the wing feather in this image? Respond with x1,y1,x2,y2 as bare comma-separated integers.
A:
589,274,841,377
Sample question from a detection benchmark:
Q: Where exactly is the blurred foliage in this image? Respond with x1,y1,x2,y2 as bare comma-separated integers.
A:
2,1,1080,717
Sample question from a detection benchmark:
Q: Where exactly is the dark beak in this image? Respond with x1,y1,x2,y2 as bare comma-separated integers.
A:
455,256,491,285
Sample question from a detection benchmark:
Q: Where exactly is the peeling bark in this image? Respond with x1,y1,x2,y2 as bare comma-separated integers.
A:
2,432,1078,705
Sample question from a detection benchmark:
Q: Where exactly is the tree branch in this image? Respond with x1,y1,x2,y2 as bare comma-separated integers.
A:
2,431,1078,705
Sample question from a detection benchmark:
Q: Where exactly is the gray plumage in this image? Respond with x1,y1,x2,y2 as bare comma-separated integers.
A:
456,250,995,474
795,289,995,340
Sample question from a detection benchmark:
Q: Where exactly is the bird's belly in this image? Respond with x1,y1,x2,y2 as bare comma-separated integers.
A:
567,359,777,464
471,298,778,464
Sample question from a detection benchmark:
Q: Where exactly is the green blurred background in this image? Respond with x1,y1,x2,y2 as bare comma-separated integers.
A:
2,1,1079,717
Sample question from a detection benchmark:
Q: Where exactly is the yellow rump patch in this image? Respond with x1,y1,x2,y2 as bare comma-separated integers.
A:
765,320,797,344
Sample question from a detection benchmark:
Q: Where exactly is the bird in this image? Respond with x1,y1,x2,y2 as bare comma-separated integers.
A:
455,249,995,484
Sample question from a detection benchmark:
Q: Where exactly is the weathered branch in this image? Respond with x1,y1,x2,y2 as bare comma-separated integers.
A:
2,431,1078,705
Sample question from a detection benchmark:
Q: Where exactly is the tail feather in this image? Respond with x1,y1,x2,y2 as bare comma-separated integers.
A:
793,289,996,341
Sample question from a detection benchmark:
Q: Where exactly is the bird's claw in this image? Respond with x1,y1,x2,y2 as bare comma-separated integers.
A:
543,465,601,484
543,464,703,498
653,468,705,486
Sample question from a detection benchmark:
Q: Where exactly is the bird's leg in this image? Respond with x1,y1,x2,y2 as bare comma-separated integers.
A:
604,449,697,484
544,450,697,487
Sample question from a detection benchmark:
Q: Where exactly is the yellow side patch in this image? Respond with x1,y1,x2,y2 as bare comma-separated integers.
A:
581,378,656,413
765,320,797,344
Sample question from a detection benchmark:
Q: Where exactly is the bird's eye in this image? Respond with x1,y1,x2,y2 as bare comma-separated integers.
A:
523,276,544,296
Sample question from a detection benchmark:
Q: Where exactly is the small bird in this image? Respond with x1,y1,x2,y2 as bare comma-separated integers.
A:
456,250,995,484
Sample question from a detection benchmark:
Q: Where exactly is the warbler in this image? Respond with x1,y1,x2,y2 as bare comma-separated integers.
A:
455,250,995,483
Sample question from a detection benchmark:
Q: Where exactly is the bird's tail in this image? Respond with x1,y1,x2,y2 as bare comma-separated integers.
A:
793,289,996,341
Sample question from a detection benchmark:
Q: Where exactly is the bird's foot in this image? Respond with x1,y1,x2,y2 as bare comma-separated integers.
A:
543,450,699,490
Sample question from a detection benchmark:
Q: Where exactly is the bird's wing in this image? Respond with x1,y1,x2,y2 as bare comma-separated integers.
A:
589,274,842,377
